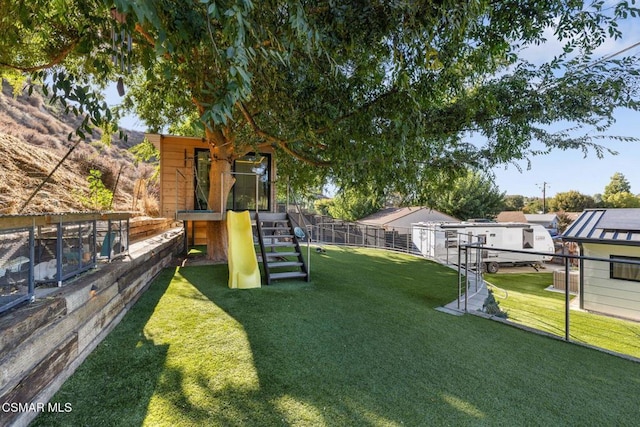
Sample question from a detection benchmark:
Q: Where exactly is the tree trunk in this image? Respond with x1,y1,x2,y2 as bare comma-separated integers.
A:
206,155,235,262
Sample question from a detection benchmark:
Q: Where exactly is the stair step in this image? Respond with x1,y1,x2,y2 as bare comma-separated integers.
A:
255,212,308,284
260,223,290,229
269,271,308,281
265,251,300,258
258,213,288,221
268,261,304,268
260,230,294,236
261,235,294,240
264,242,296,248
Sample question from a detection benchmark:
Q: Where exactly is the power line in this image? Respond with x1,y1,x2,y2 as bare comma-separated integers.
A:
593,40,640,65
537,39,640,92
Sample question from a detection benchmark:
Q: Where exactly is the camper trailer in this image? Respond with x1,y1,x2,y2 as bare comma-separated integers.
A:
412,222,554,273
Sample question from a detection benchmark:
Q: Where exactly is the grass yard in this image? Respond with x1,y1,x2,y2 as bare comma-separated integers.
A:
34,247,640,426
485,272,640,359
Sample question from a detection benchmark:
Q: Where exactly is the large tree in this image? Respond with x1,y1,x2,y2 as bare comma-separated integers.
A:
327,188,381,222
603,171,631,197
430,170,505,220
502,195,526,212
2,0,640,260
549,190,595,212
602,172,640,207
523,197,545,214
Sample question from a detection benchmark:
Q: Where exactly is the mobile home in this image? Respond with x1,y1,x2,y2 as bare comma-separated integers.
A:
412,222,555,272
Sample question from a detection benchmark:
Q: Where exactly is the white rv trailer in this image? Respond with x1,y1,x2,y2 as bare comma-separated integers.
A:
411,222,555,273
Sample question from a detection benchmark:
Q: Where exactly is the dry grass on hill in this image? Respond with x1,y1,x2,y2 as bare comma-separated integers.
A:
0,81,158,215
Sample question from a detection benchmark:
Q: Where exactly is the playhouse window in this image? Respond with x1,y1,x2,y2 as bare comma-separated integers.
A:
610,255,640,282
228,153,271,211
192,150,271,211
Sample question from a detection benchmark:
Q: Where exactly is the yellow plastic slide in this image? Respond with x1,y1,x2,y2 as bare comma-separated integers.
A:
226,210,261,289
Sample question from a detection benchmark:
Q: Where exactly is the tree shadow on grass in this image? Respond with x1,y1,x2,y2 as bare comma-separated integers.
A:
35,250,640,426
31,268,176,427
171,257,494,426
173,251,640,426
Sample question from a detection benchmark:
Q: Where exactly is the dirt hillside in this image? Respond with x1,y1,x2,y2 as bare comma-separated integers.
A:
0,80,158,215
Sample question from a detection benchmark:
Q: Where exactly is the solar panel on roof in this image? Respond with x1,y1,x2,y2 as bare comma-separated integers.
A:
564,210,605,238
598,209,640,231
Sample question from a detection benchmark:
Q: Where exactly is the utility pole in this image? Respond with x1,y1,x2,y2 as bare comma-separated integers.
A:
537,182,549,213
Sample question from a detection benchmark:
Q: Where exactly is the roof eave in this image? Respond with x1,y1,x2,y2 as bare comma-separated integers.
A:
561,237,640,247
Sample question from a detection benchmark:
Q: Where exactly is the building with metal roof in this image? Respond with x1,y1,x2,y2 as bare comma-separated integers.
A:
562,208,640,321
563,208,640,245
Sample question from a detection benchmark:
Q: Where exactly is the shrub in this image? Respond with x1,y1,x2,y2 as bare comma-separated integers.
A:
77,169,113,210
482,289,508,318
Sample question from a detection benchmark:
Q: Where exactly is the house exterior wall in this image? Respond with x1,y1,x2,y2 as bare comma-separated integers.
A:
582,243,640,321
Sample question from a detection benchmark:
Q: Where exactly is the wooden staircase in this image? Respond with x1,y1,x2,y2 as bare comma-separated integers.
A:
254,212,309,285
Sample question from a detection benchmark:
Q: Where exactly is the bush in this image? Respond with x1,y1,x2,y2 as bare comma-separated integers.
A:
76,169,113,210
482,289,508,318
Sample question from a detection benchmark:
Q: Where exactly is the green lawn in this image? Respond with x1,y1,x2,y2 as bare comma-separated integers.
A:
34,247,640,426
485,272,640,359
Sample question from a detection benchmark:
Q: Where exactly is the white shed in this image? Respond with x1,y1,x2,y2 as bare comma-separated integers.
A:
562,208,640,321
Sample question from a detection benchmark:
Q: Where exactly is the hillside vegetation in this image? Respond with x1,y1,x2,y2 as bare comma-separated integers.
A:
0,81,158,215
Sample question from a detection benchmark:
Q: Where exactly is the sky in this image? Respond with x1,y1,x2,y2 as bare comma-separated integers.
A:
490,106,640,198
106,9,640,200
487,16,640,199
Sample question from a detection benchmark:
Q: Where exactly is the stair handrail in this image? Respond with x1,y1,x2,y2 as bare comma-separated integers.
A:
285,192,312,279
254,211,271,285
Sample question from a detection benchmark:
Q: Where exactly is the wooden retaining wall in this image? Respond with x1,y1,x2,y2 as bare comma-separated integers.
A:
129,217,180,243
0,228,184,427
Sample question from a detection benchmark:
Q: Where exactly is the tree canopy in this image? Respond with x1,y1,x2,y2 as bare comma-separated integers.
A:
502,195,526,212
523,197,545,214
548,190,595,212
323,188,381,222
602,172,640,207
2,0,640,202
430,170,505,220
603,172,632,198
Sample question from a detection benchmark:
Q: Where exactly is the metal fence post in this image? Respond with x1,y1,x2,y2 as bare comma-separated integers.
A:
565,260,570,341
457,246,462,310
56,220,63,287
347,223,350,245
29,227,35,302
464,245,469,312
475,239,481,292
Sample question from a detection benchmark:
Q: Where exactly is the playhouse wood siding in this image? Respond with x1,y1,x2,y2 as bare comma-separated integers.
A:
148,134,211,246
148,134,209,219
581,243,640,321
147,133,278,247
